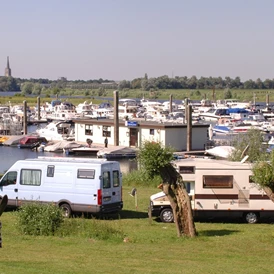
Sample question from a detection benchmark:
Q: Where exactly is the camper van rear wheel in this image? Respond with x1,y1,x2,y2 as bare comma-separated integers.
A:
60,203,71,218
160,208,174,223
245,212,259,224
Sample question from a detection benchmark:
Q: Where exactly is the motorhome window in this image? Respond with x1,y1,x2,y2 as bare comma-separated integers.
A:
20,169,41,186
47,165,55,177
179,166,195,174
113,170,120,187
77,169,95,179
249,176,255,183
203,175,233,188
0,171,17,186
149,129,155,135
103,126,111,138
85,125,93,136
103,171,111,188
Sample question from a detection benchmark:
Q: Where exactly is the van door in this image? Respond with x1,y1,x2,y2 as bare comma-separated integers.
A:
0,171,18,207
16,169,42,203
112,170,122,203
101,169,122,205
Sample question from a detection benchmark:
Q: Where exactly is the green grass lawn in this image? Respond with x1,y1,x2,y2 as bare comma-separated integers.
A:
1,185,274,274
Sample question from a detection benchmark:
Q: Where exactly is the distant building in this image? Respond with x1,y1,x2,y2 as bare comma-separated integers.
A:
5,56,11,77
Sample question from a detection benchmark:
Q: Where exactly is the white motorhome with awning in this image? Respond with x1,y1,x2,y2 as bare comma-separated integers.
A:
149,158,274,223
0,157,123,216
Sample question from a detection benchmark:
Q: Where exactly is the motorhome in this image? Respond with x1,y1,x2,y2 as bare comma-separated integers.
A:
0,157,123,216
149,158,274,223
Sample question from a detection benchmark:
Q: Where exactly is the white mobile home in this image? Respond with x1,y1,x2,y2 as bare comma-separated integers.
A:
150,158,274,223
0,157,123,216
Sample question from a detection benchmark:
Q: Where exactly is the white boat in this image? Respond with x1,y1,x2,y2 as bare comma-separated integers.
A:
205,146,235,158
75,101,93,114
232,123,263,133
199,107,230,122
45,102,80,122
36,121,75,141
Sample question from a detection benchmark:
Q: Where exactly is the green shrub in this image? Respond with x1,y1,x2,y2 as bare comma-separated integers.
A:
17,202,64,236
122,169,162,187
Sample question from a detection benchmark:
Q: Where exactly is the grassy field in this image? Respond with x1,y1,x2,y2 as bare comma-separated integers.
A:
1,185,274,274
1,88,274,106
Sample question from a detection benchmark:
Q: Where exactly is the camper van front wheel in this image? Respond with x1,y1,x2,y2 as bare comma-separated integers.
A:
160,208,174,223
244,212,259,224
60,203,72,218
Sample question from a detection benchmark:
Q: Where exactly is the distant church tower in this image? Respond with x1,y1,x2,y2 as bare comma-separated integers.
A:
5,56,12,77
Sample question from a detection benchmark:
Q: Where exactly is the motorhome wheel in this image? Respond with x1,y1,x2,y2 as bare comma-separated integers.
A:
245,212,259,224
60,203,72,218
160,208,174,223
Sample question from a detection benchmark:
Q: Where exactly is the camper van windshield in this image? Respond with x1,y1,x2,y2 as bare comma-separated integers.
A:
0,171,17,186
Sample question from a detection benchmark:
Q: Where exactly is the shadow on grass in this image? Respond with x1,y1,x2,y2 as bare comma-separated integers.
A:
75,210,149,220
198,229,240,237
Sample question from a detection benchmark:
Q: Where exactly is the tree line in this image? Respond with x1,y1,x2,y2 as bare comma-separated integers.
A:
1,74,274,92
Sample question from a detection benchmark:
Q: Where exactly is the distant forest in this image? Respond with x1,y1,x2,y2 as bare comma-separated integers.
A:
1,74,274,92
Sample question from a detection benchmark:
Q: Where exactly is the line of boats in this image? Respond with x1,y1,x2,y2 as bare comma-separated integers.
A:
1,97,274,152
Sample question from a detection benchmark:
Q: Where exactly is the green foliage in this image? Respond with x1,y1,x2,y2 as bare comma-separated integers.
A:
228,128,267,162
122,169,162,187
137,141,174,179
17,202,64,236
252,151,274,191
21,82,34,94
56,217,125,241
224,88,232,99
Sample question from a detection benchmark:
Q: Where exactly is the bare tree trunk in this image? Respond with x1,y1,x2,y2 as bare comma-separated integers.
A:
160,165,197,237
263,187,274,203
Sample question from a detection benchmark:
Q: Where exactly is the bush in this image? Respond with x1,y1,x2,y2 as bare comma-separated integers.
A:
17,203,64,236
122,169,162,187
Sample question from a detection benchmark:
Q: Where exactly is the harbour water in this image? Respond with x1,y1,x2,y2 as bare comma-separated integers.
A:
0,145,138,174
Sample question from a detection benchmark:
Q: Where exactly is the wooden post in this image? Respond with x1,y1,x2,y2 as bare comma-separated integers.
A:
169,94,173,113
113,90,119,146
23,100,28,135
187,105,192,152
184,98,189,123
266,93,270,108
37,96,41,121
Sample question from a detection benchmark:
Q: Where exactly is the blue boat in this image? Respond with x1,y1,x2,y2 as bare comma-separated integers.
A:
213,125,231,134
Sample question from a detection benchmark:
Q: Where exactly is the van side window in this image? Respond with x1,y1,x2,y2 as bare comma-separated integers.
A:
113,170,120,187
179,166,195,174
20,169,41,186
77,169,95,179
47,165,55,177
0,171,17,186
203,175,233,188
103,171,111,188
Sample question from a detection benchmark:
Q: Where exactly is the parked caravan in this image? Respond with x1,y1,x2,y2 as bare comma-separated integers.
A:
0,157,123,216
149,158,274,224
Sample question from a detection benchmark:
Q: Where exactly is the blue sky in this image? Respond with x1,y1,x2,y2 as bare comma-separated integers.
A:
1,0,273,81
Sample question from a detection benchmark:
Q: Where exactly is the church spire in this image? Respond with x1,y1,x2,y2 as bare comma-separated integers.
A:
5,56,12,77
7,56,10,69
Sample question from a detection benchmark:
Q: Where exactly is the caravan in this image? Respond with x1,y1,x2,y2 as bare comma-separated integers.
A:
0,157,123,216
149,158,274,223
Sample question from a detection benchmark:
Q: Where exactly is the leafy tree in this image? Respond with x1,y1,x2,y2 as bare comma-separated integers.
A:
33,83,42,95
137,141,197,237
228,128,267,162
224,88,232,99
118,80,130,90
252,152,274,203
21,82,34,94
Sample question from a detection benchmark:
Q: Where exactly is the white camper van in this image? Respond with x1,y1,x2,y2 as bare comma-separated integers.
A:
149,158,274,224
0,157,123,216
